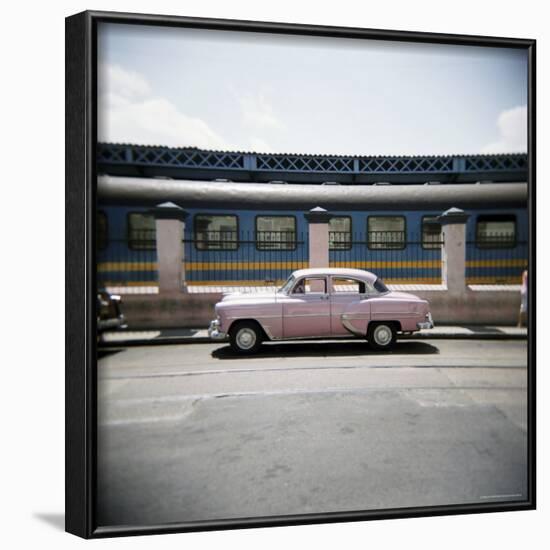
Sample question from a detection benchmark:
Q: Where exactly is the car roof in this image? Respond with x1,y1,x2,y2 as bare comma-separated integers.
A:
291,267,378,283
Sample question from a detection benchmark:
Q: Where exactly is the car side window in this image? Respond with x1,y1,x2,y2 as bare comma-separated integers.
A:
331,277,369,294
292,277,327,294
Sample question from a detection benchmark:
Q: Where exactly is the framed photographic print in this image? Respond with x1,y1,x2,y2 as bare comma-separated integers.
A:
66,10,536,538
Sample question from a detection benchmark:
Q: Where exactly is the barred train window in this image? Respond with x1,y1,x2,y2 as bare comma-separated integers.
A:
367,216,406,249
256,216,296,250
195,214,238,250
128,213,156,250
329,216,352,250
422,216,442,249
97,211,108,250
476,214,516,248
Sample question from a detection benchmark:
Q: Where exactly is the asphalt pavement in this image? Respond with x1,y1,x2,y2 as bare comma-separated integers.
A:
96,338,529,527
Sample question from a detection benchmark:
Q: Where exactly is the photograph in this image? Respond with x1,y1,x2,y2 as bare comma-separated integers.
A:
67,10,534,536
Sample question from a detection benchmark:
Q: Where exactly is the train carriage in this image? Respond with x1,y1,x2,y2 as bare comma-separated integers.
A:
96,173,527,291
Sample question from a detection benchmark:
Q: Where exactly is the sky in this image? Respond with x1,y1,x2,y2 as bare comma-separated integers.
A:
97,23,528,156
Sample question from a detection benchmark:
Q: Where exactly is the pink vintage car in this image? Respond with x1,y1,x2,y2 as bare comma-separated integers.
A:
208,268,433,353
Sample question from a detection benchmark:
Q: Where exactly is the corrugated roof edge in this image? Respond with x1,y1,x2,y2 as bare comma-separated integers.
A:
98,142,527,160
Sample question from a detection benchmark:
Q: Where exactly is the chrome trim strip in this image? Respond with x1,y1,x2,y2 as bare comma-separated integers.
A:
274,334,334,341
372,313,419,319
342,318,364,337
283,313,331,318
341,314,370,320
226,315,280,320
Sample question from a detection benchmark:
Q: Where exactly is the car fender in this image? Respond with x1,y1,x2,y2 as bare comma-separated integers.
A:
340,299,371,336
224,303,284,340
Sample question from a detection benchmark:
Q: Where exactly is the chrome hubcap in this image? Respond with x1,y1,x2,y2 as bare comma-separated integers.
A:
373,325,392,346
236,328,256,350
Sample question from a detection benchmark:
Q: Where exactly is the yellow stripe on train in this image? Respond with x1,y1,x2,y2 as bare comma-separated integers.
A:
101,277,520,287
185,277,444,286
465,259,527,268
101,281,160,287
98,262,158,272
184,260,442,271
98,258,526,273
185,261,309,271
329,260,442,269
466,276,523,284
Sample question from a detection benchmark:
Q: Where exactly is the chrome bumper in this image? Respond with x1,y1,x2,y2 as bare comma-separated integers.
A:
208,319,227,341
417,312,434,330
97,315,127,332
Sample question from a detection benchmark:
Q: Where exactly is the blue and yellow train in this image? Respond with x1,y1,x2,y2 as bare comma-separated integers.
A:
97,175,528,288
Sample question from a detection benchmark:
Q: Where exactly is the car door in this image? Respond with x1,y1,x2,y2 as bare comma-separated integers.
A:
329,276,370,336
283,276,331,338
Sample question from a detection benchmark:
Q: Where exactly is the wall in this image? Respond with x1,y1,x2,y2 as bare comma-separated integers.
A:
119,293,223,329
414,289,520,325
119,288,521,329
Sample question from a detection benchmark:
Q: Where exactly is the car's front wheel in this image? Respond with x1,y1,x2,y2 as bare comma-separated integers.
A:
229,321,263,354
367,322,397,351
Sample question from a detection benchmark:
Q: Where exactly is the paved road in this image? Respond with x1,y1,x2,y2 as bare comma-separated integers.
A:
97,339,528,527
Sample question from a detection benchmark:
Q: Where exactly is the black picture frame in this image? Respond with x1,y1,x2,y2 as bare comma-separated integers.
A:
65,10,536,539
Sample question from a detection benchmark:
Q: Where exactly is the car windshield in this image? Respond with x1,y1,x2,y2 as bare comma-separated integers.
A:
374,278,389,293
278,275,295,294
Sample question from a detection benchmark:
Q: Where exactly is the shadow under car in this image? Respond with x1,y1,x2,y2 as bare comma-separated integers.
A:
211,339,439,360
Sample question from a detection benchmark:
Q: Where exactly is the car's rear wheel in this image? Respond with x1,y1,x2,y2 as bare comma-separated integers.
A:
229,321,263,354
367,322,396,351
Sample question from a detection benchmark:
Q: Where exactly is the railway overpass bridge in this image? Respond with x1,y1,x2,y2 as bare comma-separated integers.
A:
97,143,527,185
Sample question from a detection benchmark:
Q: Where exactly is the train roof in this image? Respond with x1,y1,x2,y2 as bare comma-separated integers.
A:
97,176,527,211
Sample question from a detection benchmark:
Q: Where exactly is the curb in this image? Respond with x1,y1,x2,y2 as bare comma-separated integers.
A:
99,330,527,348
400,332,527,341
99,336,213,347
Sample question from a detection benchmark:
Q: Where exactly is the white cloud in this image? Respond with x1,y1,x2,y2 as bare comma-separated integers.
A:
99,64,151,100
482,105,527,153
239,92,284,131
248,136,275,153
98,64,229,149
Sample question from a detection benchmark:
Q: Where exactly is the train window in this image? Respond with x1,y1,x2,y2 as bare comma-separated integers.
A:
367,216,406,249
194,214,238,250
329,216,352,250
476,214,516,248
97,211,108,250
422,216,442,249
256,216,296,250
127,213,156,250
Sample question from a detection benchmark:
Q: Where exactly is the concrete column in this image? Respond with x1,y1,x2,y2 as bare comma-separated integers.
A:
149,202,188,295
437,207,470,293
304,206,333,269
